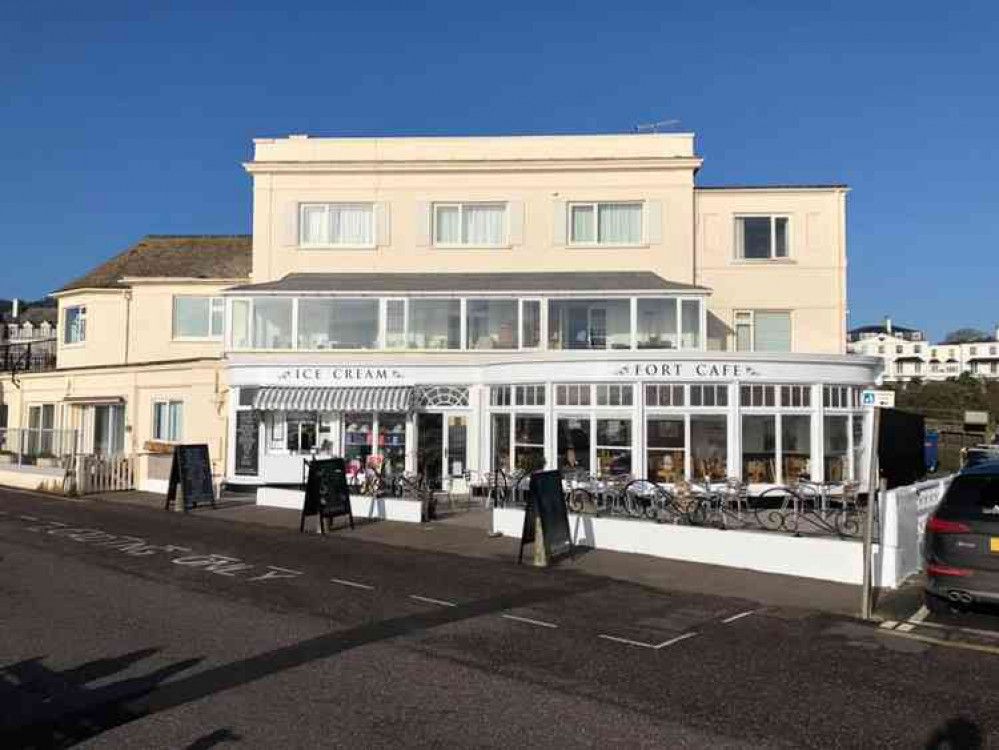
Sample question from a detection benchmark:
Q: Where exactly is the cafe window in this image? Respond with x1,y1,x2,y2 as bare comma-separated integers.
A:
344,413,374,470
596,384,633,407
252,298,294,350
490,413,511,472
740,384,777,408
691,415,727,481
297,298,379,349
286,411,319,454
825,415,850,482
689,384,728,408
515,385,546,407
647,417,684,483
646,384,685,408
490,386,512,407
742,414,776,483
408,299,461,349
781,414,811,482
152,400,183,442
514,415,546,472
557,416,591,473
781,385,811,408
596,418,632,476
555,384,591,407
823,386,855,409
467,299,517,350
379,414,407,475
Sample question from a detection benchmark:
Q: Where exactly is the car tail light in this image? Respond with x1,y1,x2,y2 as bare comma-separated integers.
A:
927,517,971,534
927,563,973,577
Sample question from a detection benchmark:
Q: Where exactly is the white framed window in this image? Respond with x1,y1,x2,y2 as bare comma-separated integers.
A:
555,384,592,407
735,310,791,352
152,399,183,442
64,305,86,345
515,385,546,407
299,203,375,247
596,384,633,407
736,216,789,259
689,384,728,407
569,202,643,245
173,296,224,339
384,299,407,349
433,202,506,247
645,384,684,407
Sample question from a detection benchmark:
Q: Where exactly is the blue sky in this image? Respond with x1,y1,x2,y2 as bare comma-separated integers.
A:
2,1,997,341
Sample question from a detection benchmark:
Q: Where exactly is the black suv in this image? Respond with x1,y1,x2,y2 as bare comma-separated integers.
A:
924,461,999,614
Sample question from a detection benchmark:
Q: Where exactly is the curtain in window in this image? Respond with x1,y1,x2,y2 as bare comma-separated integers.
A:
598,203,642,244
754,312,791,352
571,205,595,242
301,205,328,245
330,204,373,245
435,206,461,244
463,204,505,245
173,297,210,338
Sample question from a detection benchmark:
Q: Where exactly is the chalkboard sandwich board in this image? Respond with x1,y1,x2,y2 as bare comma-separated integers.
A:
518,469,573,566
165,444,216,511
234,410,259,476
301,457,355,534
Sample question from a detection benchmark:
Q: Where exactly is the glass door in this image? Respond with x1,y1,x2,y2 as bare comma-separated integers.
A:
417,413,444,490
446,415,467,478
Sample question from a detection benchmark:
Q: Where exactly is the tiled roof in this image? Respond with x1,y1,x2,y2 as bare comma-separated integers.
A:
57,235,252,292
227,271,708,294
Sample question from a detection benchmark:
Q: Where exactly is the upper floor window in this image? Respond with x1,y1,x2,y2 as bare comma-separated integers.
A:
970,346,978,356
734,310,791,352
434,202,506,247
300,203,374,247
736,216,789,260
895,345,903,354
569,202,643,245
64,305,86,345
173,296,224,339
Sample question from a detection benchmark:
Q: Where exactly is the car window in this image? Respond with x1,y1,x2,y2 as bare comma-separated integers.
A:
941,475,999,517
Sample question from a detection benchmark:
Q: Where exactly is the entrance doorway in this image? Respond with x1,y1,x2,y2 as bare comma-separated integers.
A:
417,413,468,490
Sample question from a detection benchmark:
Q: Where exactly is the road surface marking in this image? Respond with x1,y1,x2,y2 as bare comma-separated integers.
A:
18,515,38,521
501,614,558,629
722,610,757,624
409,594,457,608
598,631,698,650
897,605,929,633
879,620,899,630
878,628,999,656
331,578,374,590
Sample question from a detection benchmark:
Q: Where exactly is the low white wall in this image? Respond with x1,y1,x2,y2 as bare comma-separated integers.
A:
493,507,871,585
878,476,951,588
256,486,423,523
0,466,67,493
138,478,169,495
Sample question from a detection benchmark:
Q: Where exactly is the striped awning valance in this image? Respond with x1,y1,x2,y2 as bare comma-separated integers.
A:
252,386,414,413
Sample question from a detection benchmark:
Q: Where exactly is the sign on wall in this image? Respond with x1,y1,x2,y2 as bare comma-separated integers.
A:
861,389,895,408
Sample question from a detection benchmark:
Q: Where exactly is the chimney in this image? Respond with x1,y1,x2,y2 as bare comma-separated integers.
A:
11,298,18,319
884,316,892,335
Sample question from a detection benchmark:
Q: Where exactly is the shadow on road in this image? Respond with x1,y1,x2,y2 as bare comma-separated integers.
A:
924,716,982,750
0,579,604,748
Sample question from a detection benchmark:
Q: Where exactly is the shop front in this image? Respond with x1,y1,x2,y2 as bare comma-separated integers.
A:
225,353,880,509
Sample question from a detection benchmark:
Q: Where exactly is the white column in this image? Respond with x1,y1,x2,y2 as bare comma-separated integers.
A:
812,383,825,483
729,382,741,481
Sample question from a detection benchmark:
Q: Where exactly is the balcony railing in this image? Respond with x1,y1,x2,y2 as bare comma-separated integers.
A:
0,338,57,374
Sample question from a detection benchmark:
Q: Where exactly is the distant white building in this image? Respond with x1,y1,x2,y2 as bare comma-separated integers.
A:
848,318,999,382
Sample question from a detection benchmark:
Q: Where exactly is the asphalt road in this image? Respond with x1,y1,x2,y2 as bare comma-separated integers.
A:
1,488,997,749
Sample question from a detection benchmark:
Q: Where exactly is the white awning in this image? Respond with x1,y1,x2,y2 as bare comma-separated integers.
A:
252,386,414,413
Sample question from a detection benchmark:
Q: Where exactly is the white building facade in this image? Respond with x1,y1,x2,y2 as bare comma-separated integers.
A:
222,133,881,505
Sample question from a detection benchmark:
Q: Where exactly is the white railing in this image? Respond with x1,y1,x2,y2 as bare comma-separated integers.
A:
76,454,135,494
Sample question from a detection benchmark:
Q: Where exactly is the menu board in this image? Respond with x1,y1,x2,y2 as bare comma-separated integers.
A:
301,457,354,533
234,411,259,476
165,444,215,510
518,469,573,565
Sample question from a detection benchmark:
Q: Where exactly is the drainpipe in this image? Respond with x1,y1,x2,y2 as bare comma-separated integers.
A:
123,289,132,365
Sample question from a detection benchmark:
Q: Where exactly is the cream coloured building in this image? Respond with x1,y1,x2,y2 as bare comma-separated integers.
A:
0,132,880,499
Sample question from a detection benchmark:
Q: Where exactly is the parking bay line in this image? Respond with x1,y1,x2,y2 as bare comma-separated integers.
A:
598,632,699,650
722,609,758,624
896,605,929,633
501,614,558,629
901,618,999,640
330,578,374,591
409,594,458,608
878,628,999,656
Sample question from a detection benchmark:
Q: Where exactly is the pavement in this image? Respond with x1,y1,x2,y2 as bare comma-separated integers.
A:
3,485,999,747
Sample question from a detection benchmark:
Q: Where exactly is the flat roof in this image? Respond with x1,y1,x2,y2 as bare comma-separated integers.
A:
227,271,708,295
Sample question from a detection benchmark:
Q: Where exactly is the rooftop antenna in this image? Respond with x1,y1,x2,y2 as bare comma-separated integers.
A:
634,119,681,133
